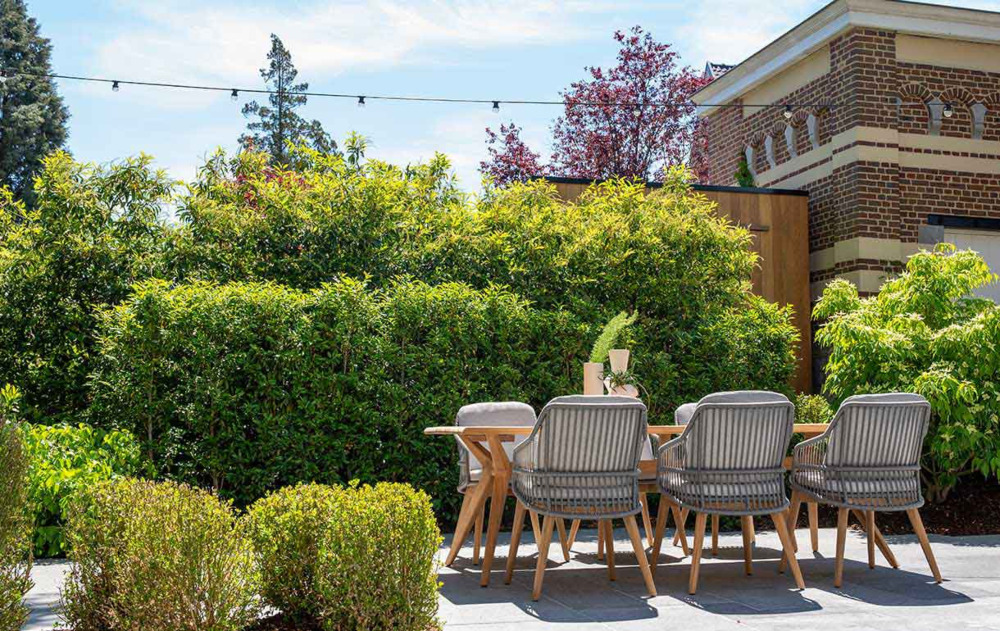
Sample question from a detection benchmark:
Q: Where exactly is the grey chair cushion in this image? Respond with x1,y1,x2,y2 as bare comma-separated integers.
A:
456,401,536,491
674,402,697,426
698,390,790,405
841,393,927,405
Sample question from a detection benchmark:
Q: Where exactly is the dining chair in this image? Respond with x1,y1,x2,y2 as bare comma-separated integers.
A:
451,401,538,566
653,390,804,594
788,393,940,587
509,395,657,600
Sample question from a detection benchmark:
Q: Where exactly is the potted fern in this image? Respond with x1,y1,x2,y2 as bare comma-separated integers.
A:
586,312,638,396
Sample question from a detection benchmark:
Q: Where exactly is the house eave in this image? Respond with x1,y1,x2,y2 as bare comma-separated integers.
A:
693,0,1000,117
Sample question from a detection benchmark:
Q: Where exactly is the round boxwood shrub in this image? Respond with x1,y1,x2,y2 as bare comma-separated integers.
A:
247,482,441,631
60,478,260,631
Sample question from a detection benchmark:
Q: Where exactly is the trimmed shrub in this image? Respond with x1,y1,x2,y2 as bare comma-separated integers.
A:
314,482,440,631
794,394,834,425
0,153,172,422
245,483,340,625
0,385,32,631
61,478,260,631
815,243,1000,502
24,423,149,557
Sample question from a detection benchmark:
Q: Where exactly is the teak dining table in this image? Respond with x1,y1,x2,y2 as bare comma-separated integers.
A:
424,423,830,587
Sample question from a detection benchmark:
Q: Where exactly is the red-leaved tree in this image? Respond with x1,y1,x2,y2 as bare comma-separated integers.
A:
482,26,710,185
480,123,544,187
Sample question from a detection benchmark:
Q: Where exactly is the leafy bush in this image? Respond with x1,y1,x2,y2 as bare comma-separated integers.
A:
61,478,259,631
0,153,172,422
23,423,148,557
245,483,340,625
815,243,1000,502
314,482,440,631
88,278,587,521
0,385,32,631
794,393,834,425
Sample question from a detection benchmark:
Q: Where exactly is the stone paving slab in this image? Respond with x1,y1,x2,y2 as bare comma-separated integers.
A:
437,526,1000,630
23,527,1000,630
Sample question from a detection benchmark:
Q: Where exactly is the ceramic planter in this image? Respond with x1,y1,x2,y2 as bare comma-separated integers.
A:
608,349,630,374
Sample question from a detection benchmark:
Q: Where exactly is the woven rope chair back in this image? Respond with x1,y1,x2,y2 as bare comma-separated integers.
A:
824,394,931,469
531,395,648,473
685,396,794,473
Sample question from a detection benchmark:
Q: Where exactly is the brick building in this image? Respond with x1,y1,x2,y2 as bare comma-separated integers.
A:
694,0,1000,303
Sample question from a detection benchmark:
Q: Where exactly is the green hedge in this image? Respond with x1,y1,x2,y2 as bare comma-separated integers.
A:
88,278,587,521
61,479,260,631
246,482,441,630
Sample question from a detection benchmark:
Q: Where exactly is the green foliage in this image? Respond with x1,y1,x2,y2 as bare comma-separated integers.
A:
795,393,834,425
589,311,638,363
61,478,260,631
314,482,440,631
23,423,148,557
0,385,32,631
246,482,441,630
0,152,172,421
240,34,336,165
246,484,341,624
735,155,755,188
815,243,1000,501
0,0,69,206
88,277,588,522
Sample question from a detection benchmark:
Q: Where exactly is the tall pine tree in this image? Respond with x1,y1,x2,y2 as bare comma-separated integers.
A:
0,0,68,206
240,34,335,165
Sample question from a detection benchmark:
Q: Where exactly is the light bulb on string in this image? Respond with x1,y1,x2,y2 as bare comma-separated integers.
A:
231,89,239,102
112,80,120,92
784,105,793,120
357,96,366,109
492,100,500,113
943,103,954,118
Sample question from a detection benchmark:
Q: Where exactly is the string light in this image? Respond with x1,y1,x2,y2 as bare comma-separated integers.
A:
784,105,793,120
12,71,840,112
230,89,239,101
943,103,954,118
357,95,365,108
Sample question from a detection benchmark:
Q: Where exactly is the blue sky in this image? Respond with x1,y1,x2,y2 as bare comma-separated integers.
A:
29,0,1000,193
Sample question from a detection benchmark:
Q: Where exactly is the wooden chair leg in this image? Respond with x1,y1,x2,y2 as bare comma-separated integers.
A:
446,482,490,567
808,502,820,553
673,507,690,547
532,515,556,601
688,512,707,595
505,501,527,584
640,493,655,548
473,500,485,565
556,518,571,562
529,510,541,541
780,491,804,573
772,511,805,590
603,519,616,581
624,514,657,597
651,497,669,575
597,520,605,560
711,514,720,556
567,519,581,550
835,507,849,588
852,509,898,568
740,515,754,576
907,508,942,583
672,504,690,556
866,510,876,569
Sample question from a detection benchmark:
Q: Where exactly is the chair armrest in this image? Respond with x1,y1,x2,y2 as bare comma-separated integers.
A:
657,436,688,471
512,432,535,471
792,434,828,469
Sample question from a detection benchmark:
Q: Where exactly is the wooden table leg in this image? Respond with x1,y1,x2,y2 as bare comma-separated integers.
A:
474,500,485,565
445,468,493,567
852,508,898,568
479,435,510,587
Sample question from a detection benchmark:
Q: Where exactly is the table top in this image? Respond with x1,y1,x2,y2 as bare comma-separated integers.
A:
424,423,829,437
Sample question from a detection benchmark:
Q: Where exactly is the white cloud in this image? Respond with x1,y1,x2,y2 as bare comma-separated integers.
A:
94,1,603,90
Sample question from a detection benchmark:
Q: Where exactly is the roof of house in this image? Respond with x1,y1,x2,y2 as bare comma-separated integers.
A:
704,62,735,80
692,0,1000,115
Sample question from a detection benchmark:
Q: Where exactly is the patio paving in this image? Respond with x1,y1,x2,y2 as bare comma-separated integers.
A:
22,526,1000,630
437,525,1000,630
